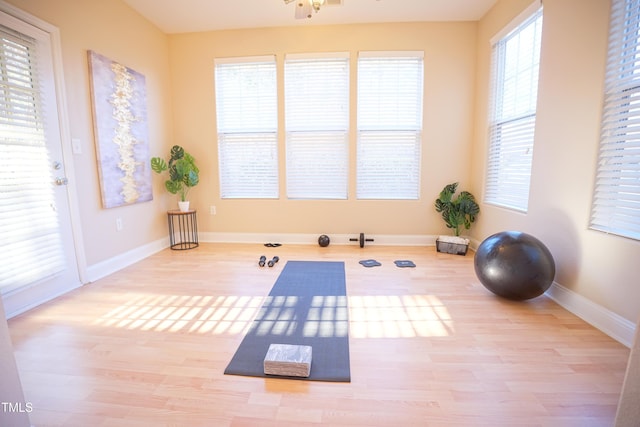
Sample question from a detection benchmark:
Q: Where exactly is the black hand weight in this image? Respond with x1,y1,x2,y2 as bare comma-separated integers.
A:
268,256,279,267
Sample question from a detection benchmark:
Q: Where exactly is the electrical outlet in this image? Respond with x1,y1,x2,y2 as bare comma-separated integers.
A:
116,217,123,231
210,206,216,215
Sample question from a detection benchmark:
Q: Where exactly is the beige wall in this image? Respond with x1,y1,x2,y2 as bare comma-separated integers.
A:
472,0,640,323
169,22,478,235
6,0,174,266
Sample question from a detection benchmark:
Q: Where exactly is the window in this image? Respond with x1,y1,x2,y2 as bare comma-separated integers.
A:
215,56,278,198
357,52,423,200
590,0,640,240
486,4,543,211
284,53,349,199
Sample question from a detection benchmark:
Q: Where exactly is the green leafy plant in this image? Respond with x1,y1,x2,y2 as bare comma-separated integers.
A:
434,182,480,236
151,145,199,202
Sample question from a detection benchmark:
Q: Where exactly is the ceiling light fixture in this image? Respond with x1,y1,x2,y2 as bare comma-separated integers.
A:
284,0,327,19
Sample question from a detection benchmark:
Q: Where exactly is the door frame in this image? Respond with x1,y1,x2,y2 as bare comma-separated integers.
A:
0,1,87,315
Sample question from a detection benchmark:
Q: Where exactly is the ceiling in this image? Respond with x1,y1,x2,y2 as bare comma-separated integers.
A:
121,0,499,34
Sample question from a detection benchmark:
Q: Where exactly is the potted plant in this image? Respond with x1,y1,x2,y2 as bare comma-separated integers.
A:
434,182,479,255
151,145,199,212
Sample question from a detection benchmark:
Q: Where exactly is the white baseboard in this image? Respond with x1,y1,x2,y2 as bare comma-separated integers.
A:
545,282,636,348
200,232,438,246
201,232,486,250
3,280,82,319
85,238,168,283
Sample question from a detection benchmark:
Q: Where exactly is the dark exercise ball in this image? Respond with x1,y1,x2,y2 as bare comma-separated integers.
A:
318,234,330,247
474,231,555,301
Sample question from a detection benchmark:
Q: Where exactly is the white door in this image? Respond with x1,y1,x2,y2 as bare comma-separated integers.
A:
0,10,81,318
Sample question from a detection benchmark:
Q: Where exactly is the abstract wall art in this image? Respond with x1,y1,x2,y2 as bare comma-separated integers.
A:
88,50,152,208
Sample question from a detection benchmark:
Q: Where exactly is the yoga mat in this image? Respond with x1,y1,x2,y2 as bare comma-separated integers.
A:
224,260,350,382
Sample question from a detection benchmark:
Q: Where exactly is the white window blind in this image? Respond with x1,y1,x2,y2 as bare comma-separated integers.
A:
357,52,423,200
486,6,543,212
590,0,640,240
215,56,278,198
285,53,349,199
0,24,65,293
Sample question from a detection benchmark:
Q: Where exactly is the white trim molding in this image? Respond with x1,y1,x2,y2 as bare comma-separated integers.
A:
200,232,438,247
85,238,168,283
545,282,637,348
3,279,82,319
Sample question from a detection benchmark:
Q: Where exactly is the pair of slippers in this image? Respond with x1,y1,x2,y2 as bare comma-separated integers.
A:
264,243,281,247
259,255,280,267
359,259,416,268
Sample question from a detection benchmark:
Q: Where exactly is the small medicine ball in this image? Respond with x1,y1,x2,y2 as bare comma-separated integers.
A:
318,234,330,247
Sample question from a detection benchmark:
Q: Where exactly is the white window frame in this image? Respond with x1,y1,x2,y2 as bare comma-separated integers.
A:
356,51,424,200
590,0,640,240
284,52,349,200
214,56,278,199
485,2,543,212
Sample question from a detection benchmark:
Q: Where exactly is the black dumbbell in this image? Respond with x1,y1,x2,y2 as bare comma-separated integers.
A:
349,233,374,248
259,255,267,267
268,256,280,267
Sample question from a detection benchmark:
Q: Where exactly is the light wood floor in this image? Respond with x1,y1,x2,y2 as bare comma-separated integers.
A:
8,243,630,426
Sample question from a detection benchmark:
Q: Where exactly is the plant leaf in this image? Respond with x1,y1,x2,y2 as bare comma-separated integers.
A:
169,145,184,167
184,170,199,187
150,157,167,174
168,164,179,182
165,179,182,195
184,152,199,173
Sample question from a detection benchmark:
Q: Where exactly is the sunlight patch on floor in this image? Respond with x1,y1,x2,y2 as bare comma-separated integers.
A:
349,294,453,338
93,294,264,335
92,293,453,338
